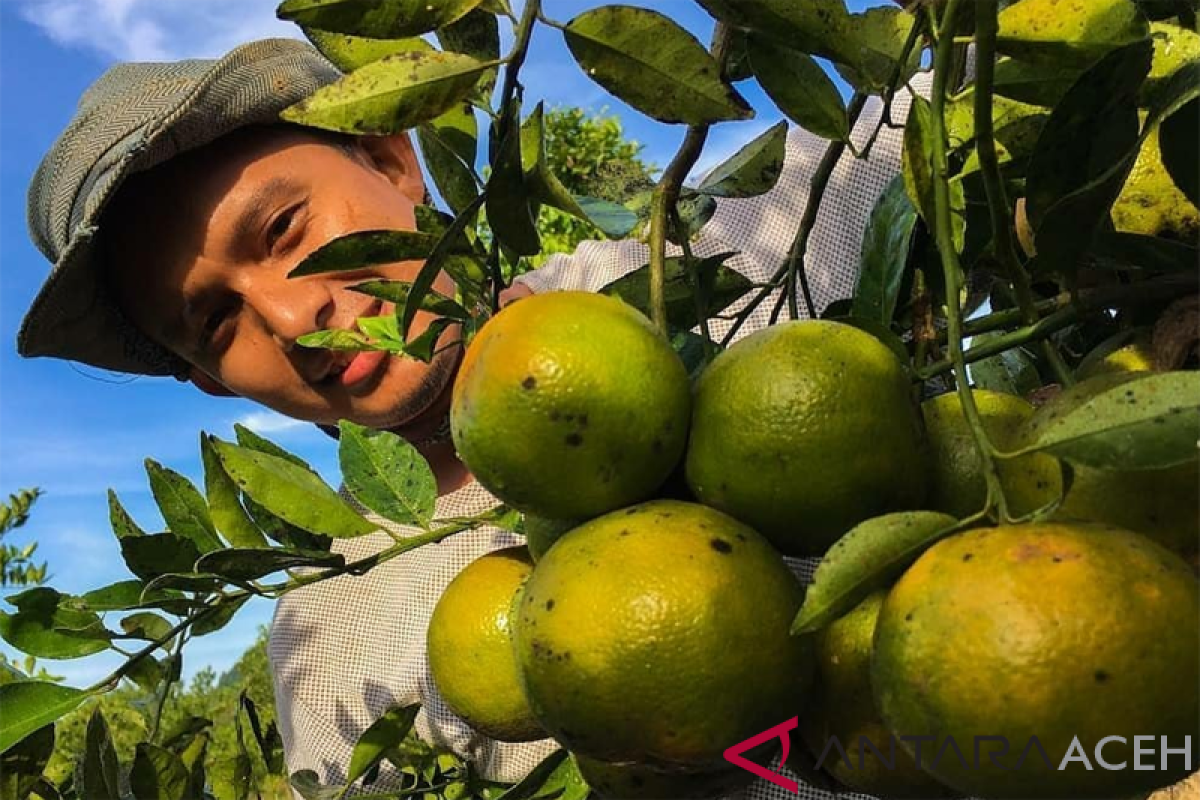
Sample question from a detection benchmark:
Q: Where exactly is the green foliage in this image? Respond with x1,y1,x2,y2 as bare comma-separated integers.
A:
1,489,48,588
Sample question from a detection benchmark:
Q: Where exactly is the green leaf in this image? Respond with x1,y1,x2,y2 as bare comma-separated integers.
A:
487,107,541,258
304,29,432,72
145,460,222,554
277,0,485,38
242,496,333,553
1026,371,1200,470
497,749,589,800
752,43,847,143
75,581,187,613
119,612,173,642
242,695,285,775
852,176,917,325
992,57,1078,106
131,743,190,800
437,8,500,101
997,0,1150,68
945,89,1049,173
125,655,165,693
668,190,717,244
195,548,344,581
191,595,252,637
0,722,53,800
0,588,110,660
351,280,471,321
120,533,203,582
202,435,270,550
1160,96,1199,206
281,51,493,135
213,440,377,539
902,96,966,251
1028,55,1156,278
401,317,456,363
969,333,1042,396
297,329,393,353
600,254,752,332
697,121,788,198
401,194,487,340
108,489,146,539
79,709,121,800
0,682,87,756
290,770,344,800
142,573,223,596
695,0,853,61
573,196,638,238
338,421,437,529
418,104,481,215
345,704,421,788
564,6,753,126
234,424,316,471
289,230,441,278
1093,231,1200,273
792,511,960,634
833,6,921,94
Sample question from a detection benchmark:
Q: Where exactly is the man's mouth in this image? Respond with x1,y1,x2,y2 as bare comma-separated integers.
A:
318,298,391,390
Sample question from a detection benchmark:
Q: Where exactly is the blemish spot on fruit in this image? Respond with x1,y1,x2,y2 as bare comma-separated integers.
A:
736,532,746,542
578,413,588,426
1094,669,1110,683
905,612,914,622
549,410,561,421
620,529,630,536
522,376,537,390
710,538,732,554
565,433,584,447
963,553,974,562
545,599,555,611
625,508,638,516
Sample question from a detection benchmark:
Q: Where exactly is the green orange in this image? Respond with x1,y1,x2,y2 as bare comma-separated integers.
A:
451,292,691,519
686,320,927,555
512,499,814,766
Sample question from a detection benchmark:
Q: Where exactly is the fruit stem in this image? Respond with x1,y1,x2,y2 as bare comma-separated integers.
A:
647,25,737,336
927,0,1011,521
971,0,1075,388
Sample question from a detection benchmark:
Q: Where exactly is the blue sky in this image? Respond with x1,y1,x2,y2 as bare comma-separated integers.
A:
0,0,885,687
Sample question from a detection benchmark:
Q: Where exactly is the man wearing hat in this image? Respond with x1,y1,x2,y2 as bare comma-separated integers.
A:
18,37,913,797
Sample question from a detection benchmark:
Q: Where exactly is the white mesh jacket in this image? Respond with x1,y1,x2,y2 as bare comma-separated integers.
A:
267,81,921,800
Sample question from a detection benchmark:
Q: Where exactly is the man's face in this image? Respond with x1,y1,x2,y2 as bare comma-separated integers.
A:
106,127,461,430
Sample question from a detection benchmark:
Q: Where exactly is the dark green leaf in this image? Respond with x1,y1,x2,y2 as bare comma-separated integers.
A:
969,334,1042,396
1160,96,1199,205
120,612,173,642
289,230,441,278
350,280,471,320
304,29,431,72
339,421,437,528
401,193,487,340
401,317,456,363
753,42,848,143
74,581,179,613
0,683,87,756
131,743,189,800
233,424,315,471
281,51,493,135
242,695,286,775
573,197,638,238
993,57,1078,106
945,89,1049,173
997,0,1150,69
79,709,121,800
202,435,270,550
670,330,717,381
195,548,344,581
1,721,53,800
108,489,146,539
418,104,481,215
1026,371,1200,469
0,588,109,660
494,749,570,800
243,496,333,553
1026,40,1153,276
669,190,717,244
694,0,852,60
1093,231,1200,272
213,440,376,539
345,704,421,788
290,770,344,800
792,511,960,634
142,573,223,596
487,108,541,258
437,8,500,101
125,655,165,693
120,533,203,582
564,6,753,125
297,329,395,353
277,0,485,38
145,460,222,554
697,120,788,198
852,176,917,325
600,254,752,331
191,595,252,637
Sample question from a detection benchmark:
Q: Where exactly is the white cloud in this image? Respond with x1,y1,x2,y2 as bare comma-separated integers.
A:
233,410,309,435
14,0,299,63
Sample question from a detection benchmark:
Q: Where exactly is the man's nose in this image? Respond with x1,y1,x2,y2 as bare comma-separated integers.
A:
250,273,336,350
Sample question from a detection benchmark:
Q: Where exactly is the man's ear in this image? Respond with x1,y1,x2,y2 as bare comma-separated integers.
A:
189,368,239,398
356,133,426,206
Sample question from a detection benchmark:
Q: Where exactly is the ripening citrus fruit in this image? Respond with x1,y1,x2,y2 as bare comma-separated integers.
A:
1027,374,1200,561
1112,120,1199,242
686,320,927,555
800,590,955,798
1075,328,1156,380
574,754,756,800
873,522,1200,799
451,292,691,520
426,547,543,742
513,499,815,766
921,390,1061,519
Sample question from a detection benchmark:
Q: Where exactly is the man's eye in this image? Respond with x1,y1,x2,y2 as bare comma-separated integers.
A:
200,305,236,351
267,207,299,250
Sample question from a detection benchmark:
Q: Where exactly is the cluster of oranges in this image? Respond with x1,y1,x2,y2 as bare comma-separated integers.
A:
427,291,1197,799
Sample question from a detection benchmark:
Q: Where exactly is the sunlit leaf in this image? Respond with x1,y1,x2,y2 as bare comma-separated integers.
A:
281,51,493,135
902,96,966,251
131,743,189,800
833,6,921,94
202,435,270,550
339,421,437,529
234,424,316,472
289,230,443,277
752,42,847,143
345,704,421,789
0,682,87,756
418,103,481,215
997,0,1150,68
351,280,471,321
564,6,752,125
0,588,110,660
108,490,146,539
697,120,788,198
277,0,485,38
852,176,917,325
695,0,852,60
303,29,431,72
487,108,541,257
145,460,222,554
119,612,173,642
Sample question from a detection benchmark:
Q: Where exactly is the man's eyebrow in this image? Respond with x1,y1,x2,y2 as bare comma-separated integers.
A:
227,175,305,246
